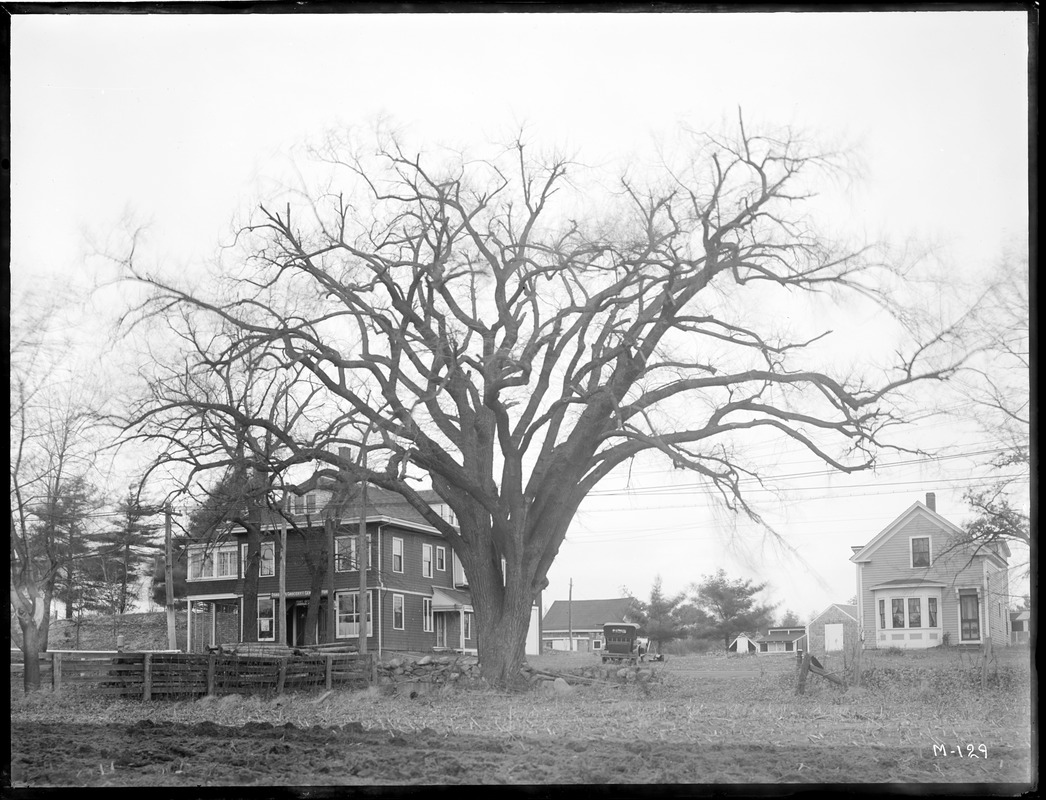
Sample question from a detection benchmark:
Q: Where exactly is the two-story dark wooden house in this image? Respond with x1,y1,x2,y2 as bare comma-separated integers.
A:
183,482,477,656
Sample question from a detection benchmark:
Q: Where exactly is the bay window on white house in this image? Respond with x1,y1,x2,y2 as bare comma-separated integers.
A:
875,588,945,648
880,594,941,630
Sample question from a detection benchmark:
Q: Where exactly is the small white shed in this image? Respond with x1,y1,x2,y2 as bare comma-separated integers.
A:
727,633,758,654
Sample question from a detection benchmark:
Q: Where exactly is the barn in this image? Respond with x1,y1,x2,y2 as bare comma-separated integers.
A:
806,603,860,657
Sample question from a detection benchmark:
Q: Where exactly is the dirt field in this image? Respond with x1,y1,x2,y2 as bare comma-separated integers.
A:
8,649,1035,787
8,717,1032,786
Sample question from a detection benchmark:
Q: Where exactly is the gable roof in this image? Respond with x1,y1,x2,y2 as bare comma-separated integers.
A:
849,499,1009,567
247,485,446,534
541,598,633,632
754,629,807,643
850,501,964,563
810,603,858,624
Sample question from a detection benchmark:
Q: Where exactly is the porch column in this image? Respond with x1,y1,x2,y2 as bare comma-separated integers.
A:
459,608,465,651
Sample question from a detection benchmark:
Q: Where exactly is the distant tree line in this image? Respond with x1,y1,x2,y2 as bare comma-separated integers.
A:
624,570,784,655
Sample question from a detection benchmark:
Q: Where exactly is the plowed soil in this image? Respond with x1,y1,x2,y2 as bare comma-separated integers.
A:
8,718,1032,786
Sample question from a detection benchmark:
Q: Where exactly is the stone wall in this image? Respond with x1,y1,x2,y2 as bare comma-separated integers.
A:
376,653,664,693
377,653,483,689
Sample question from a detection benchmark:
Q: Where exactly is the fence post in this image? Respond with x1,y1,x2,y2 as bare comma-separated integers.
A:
277,657,288,695
370,653,377,686
207,654,216,696
325,654,333,691
52,652,62,692
142,653,153,701
854,637,863,688
796,652,811,695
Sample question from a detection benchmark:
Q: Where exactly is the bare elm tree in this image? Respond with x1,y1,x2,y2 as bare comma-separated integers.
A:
118,117,969,686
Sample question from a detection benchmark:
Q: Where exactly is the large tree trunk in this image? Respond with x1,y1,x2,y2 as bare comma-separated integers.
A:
468,565,536,688
242,525,261,643
303,532,328,645
12,583,53,693
120,542,130,615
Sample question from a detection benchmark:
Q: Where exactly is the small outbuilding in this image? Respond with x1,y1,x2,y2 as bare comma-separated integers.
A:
1009,609,1030,644
806,603,860,656
754,627,807,655
727,633,758,654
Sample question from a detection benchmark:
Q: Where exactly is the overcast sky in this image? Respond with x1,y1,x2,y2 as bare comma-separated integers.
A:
10,10,1030,619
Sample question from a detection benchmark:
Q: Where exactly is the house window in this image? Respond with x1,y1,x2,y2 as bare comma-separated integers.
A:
392,537,404,573
435,504,457,527
257,597,275,641
959,592,980,641
593,639,602,650
293,493,317,515
908,598,922,628
911,537,930,568
422,544,433,578
217,549,238,578
241,542,275,577
188,549,213,581
464,612,472,640
336,591,373,638
393,594,405,630
423,598,433,632
892,599,905,628
335,535,373,572
436,546,446,571
882,594,939,629
187,545,238,581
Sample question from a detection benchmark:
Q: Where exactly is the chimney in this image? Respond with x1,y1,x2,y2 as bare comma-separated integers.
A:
925,492,936,512
338,446,352,462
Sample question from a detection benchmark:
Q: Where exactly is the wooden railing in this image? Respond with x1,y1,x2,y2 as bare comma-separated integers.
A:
11,649,375,699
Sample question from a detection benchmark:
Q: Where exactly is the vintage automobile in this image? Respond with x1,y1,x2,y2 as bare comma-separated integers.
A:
601,622,642,665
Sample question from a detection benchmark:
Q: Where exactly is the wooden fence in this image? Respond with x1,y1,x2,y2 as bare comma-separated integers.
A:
11,649,376,699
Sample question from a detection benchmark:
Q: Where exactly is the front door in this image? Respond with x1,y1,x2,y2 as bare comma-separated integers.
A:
287,602,309,647
824,623,844,652
959,593,981,641
435,614,447,648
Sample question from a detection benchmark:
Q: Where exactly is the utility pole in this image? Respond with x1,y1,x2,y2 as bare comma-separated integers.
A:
357,436,369,655
278,510,287,647
568,578,573,652
326,515,336,643
164,503,177,651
